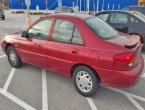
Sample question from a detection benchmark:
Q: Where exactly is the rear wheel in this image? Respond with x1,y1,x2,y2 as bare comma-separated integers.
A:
7,46,22,68
2,15,5,20
73,66,99,97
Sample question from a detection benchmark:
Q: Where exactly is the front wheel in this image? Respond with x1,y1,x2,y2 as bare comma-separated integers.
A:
73,66,99,97
7,46,22,68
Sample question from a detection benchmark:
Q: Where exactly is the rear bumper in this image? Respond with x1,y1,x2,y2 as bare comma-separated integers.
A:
94,56,144,88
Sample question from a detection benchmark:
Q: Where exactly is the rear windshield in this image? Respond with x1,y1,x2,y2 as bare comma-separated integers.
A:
132,11,145,22
131,7,145,15
85,17,119,39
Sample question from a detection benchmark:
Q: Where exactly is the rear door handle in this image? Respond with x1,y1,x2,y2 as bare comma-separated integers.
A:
72,50,79,54
37,43,43,47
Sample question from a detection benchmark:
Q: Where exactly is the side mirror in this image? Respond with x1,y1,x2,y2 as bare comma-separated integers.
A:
21,31,28,38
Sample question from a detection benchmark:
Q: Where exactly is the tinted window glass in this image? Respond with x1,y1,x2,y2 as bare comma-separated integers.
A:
72,27,83,45
52,20,74,43
52,20,83,45
97,13,109,21
130,16,139,23
130,7,145,15
110,13,128,24
28,19,53,39
86,17,118,39
132,12,145,22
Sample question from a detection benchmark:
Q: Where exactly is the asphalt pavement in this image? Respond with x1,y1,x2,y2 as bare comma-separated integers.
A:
0,10,145,110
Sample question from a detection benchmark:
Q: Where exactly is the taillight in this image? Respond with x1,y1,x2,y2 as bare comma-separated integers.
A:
114,52,135,62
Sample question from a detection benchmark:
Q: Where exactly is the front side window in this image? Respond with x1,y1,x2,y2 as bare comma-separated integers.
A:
52,19,83,45
85,17,118,39
28,19,53,39
110,13,128,24
97,13,109,21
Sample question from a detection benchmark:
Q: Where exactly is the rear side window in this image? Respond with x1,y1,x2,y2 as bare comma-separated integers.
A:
85,17,119,39
110,13,128,24
97,13,109,21
52,19,83,45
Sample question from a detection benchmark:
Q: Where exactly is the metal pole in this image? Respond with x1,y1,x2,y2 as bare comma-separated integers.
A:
112,3,115,10
80,0,81,12
118,4,120,10
10,0,12,9
97,0,99,12
102,0,104,11
107,2,109,10
22,3,24,9
93,0,94,11
45,0,48,13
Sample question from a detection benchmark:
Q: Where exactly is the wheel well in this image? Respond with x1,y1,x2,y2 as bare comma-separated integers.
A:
71,64,101,82
5,43,12,54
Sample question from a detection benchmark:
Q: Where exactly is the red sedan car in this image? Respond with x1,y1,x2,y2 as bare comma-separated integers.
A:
1,13,144,96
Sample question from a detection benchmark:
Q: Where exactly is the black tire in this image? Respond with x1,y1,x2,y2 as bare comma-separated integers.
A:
2,15,5,20
73,66,99,97
7,46,22,68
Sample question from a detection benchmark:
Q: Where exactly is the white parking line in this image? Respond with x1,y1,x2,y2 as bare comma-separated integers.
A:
86,97,98,110
3,68,15,91
141,73,145,78
104,87,145,102
42,69,49,110
125,95,144,110
0,55,6,59
0,89,36,110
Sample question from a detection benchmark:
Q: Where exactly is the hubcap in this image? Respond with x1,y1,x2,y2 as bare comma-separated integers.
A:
9,50,17,65
76,71,93,93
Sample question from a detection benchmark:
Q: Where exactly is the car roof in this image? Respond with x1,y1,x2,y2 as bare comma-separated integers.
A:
97,10,130,13
96,10,140,15
127,6,145,8
42,13,94,20
96,10,144,15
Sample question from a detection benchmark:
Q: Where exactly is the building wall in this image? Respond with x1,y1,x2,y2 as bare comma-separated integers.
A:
8,0,138,11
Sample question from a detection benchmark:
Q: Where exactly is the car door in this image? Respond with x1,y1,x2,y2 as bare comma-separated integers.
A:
108,12,129,33
19,18,53,68
46,19,84,76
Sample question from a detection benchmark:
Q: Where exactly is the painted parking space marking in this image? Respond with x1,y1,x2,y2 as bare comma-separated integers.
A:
104,87,145,102
86,97,98,110
125,95,144,110
3,68,15,91
0,55,6,59
141,73,145,78
0,25,25,29
104,86,145,110
0,89,36,110
42,69,49,110
0,68,37,110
